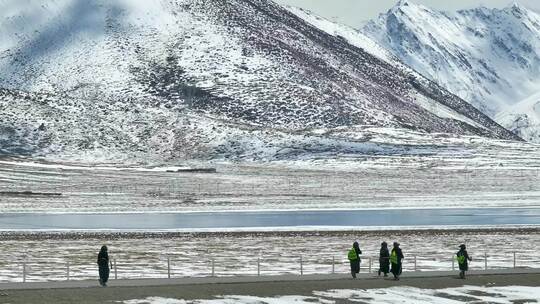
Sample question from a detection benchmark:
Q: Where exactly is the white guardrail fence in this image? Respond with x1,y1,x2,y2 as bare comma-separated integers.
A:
10,251,532,283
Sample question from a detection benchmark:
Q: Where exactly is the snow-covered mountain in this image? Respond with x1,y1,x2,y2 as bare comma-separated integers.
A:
363,0,540,142
284,6,400,66
0,0,520,163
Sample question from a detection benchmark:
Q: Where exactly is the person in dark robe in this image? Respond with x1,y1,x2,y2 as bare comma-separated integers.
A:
97,245,111,287
378,241,390,277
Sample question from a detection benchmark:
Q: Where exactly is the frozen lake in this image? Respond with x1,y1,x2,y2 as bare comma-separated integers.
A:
1,208,539,230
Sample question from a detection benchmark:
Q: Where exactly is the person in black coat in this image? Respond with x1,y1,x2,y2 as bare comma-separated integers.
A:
456,244,472,279
390,242,404,280
378,241,390,277
348,241,362,278
97,245,112,287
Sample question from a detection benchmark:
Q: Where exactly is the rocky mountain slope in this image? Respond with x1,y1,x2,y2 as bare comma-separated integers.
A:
0,0,521,164
363,0,540,142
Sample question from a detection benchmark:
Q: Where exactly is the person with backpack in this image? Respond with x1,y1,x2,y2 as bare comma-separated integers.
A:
390,242,404,280
378,241,390,277
347,241,362,279
456,244,472,279
97,245,112,287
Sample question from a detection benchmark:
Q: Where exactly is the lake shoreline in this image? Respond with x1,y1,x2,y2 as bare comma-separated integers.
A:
1,226,538,240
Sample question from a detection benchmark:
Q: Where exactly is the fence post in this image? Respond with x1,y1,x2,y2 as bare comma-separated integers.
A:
67,261,70,281
211,259,215,277
484,252,487,270
513,252,516,269
114,258,117,280
452,256,455,271
167,256,171,279
414,256,417,272
332,257,335,274
368,257,372,273
300,256,303,276
22,259,26,283
257,258,260,276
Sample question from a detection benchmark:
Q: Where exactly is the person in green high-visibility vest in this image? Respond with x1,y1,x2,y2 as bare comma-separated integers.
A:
456,244,472,279
390,242,404,280
347,241,362,279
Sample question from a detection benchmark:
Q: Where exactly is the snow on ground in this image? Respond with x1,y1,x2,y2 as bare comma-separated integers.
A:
121,285,540,303
320,285,540,304
0,229,537,282
1,149,540,213
0,160,194,172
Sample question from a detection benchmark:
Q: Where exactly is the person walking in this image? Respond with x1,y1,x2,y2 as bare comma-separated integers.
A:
97,245,112,287
390,242,404,280
347,241,362,279
378,241,390,277
456,244,472,279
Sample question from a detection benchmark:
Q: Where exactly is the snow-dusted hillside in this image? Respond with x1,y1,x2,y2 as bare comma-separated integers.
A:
284,6,399,65
363,0,540,142
496,91,540,141
0,0,521,163
284,6,514,136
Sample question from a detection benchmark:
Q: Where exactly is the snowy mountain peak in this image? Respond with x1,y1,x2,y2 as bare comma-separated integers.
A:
507,1,526,11
363,1,540,143
392,0,418,9
504,2,530,18
388,0,429,16
393,0,411,9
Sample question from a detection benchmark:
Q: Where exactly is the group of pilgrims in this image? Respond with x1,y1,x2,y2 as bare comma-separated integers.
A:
348,242,472,280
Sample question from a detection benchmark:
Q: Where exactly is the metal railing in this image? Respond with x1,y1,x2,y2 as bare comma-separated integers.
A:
10,250,533,283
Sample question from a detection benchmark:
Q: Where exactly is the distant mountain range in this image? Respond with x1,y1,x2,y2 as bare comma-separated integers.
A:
362,0,540,142
0,0,523,163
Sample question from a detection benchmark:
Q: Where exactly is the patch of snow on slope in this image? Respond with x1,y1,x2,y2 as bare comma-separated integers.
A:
411,93,487,130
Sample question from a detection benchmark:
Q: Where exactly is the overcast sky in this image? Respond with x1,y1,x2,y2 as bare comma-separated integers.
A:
274,0,540,28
